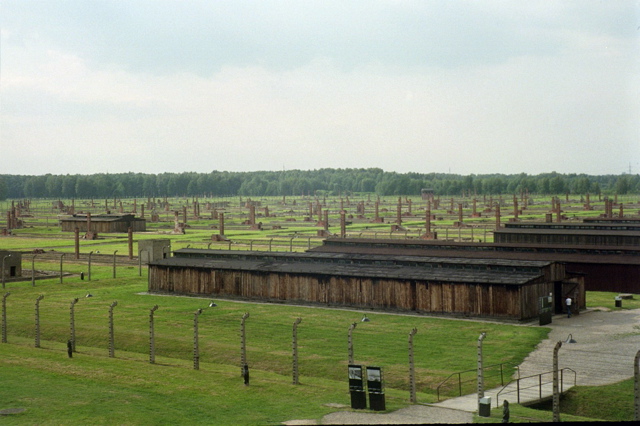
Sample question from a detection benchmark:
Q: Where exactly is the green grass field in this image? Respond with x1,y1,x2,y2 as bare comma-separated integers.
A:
2,194,638,423
1,262,551,424
3,262,636,424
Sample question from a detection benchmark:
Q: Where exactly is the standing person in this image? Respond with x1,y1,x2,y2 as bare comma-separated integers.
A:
565,296,572,318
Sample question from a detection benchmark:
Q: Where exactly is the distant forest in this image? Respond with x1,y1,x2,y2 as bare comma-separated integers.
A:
1,169,639,200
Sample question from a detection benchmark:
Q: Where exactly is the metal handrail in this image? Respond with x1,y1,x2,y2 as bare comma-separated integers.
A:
436,362,518,401
496,368,576,407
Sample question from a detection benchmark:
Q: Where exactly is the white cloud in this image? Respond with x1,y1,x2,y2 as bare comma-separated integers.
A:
1,0,638,175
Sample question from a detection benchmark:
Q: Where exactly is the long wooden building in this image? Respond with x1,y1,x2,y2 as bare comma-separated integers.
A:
148,249,583,321
494,228,640,246
309,238,639,293
60,214,146,233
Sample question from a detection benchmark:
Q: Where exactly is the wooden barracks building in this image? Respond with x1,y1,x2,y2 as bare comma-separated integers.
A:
60,213,146,233
149,248,584,321
146,217,640,321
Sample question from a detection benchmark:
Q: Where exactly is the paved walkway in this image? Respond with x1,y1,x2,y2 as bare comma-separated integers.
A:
285,307,640,424
432,307,640,412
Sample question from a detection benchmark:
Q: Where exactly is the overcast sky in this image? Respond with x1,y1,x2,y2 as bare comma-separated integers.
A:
2,0,639,176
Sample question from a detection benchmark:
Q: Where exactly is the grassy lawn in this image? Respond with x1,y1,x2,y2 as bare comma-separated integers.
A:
1,194,635,423
1,260,550,424
586,291,640,310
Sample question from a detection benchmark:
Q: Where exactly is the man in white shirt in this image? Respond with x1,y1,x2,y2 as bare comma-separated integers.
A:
565,297,572,318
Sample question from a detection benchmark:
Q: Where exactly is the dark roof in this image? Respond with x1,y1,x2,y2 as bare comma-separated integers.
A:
60,214,144,222
150,256,542,285
494,228,640,237
503,222,640,231
309,238,640,265
582,218,640,224
174,248,552,269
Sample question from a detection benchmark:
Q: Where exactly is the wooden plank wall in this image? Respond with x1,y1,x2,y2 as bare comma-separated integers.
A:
496,232,640,247
149,265,554,320
61,220,146,233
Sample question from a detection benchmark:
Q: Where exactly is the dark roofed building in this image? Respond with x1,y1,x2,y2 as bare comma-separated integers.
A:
148,248,583,321
494,227,640,247
309,237,639,294
60,214,146,233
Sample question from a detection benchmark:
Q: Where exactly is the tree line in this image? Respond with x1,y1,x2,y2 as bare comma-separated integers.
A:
1,169,638,200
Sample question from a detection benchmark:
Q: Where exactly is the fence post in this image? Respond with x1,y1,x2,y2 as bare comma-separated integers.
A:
1,292,9,343
113,250,118,278
634,349,640,421
292,317,302,385
348,322,357,365
240,312,250,375
539,374,542,400
477,332,487,413
88,251,93,281
553,341,562,422
109,301,118,358
59,254,65,284
149,305,159,364
35,295,44,348
408,327,418,403
31,254,37,287
193,308,203,370
70,298,79,352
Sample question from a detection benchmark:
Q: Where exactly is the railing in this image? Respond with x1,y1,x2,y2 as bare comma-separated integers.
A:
496,368,576,407
436,363,518,401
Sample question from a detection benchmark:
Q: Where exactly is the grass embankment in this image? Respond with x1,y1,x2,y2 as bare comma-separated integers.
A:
1,261,548,424
514,379,636,423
